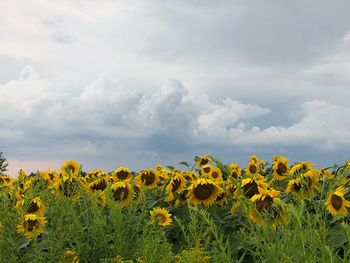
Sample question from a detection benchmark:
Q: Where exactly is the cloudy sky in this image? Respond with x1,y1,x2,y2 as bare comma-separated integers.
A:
1,0,350,175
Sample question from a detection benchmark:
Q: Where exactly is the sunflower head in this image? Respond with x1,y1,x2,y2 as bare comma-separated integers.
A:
165,173,186,202
61,160,81,179
111,167,132,182
290,161,314,174
325,186,350,216
111,181,132,206
26,197,46,216
136,169,159,189
41,170,59,184
273,156,289,180
246,161,259,177
186,178,222,207
240,178,267,199
150,207,172,227
196,155,211,168
88,178,108,193
229,163,242,179
17,213,47,239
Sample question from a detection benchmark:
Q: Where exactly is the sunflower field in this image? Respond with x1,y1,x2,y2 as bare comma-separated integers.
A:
1,156,350,262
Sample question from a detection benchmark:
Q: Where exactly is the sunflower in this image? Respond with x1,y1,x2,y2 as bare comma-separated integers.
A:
290,161,314,175
61,160,80,179
135,169,159,189
259,160,266,173
250,155,259,164
196,155,211,168
246,161,259,177
200,165,212,177
111,181,132,206
18,169,27,182
63,249,79,263
111,167,132,182
273,156,289,181
41,170,59,184
88,178,108,193
285,178,302,195
319,168,334,180
54,178,81,201
240,178,267,199
229,163,242,179
226,182,237,196
208,167,223,182
86,169,104,180
17,213,47,239
186,178,222,207
26,197,46,216
150,207,172,227
165,173,186,202
325,186,350,216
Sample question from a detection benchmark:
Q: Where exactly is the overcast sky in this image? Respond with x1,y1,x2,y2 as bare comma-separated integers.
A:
1,0,350,175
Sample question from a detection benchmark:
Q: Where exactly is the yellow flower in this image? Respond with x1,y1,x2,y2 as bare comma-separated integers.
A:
208,167,223,182
62,249,79,263
325,186,350,216
186,178,222,207
17,213,47,239
111,167,132,181
135,169,159,189
200,165,212,177
88,178,108,193
150,207,172,227
290,161,314,174
61,160,80,178
41,170,59,184
250,155,259,164
111,181,132,207
196,155,211,168
246,161,259,177
229,163,242,179
273,156,289,181
240,178,267,199
26,197,46,216
259,160,266,173
285,178,302,195
165,173,186,202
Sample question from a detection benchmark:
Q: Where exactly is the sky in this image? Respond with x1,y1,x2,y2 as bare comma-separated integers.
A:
1,0,350,176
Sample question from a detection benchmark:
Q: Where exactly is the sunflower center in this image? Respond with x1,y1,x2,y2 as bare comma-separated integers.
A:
292,182,301,192
199,158,209,166
49,173,55,181
66,165,76,174
243,181,259,198
113,187,128,201
172,178,181,193
331,194,343,210
255,196,273,212
155,214,166,224
249,164,257,174
211,172,218,178
141,171,155,185
27,219,39,231
231,170,238,179
276,162,287,175
92,179,107,191
194,184,214,200
203,167,210,173
27,202,39,214
117,171,129,180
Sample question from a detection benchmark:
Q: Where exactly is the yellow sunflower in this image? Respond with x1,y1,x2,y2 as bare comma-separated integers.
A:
240,178,267,199
285,178,302,195
200,165,212,177
165,173,186,202
54,178,81,201
150,207,172,227
246,161,259,177
196,155,211,168
208,167,223,182
290,161,314,174
135,169,159,189
325,186,350,216
259,160,266,173
26,197,46,216
63,249,79,263
250,155,259,164
111,181,132,206
41,170,59,184
273,156,289,181
229,163,242,179
17,213,47,239
186,178,222,207
61,160,81,179
111,167,132,181
88,178,108,193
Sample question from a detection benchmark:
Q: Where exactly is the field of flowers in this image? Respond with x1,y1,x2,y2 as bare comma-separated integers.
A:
1,155,350,262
